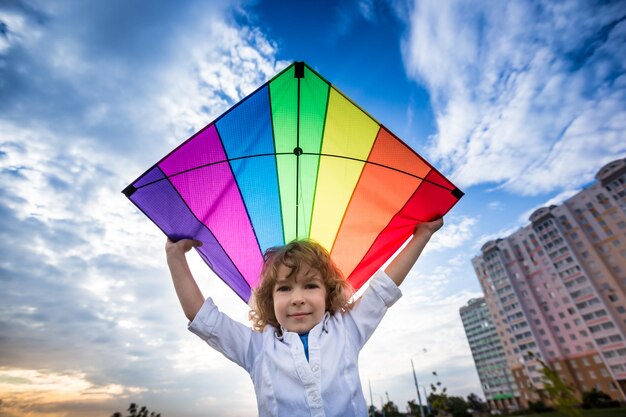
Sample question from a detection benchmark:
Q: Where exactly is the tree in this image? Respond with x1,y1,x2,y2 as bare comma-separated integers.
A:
425,374,474,417
428,391,447,416
407,399,427,416
445,396,471,417
111,403,162,417
382,400,401,416
528,352,580,417
466,393,487,413
428,372,448,416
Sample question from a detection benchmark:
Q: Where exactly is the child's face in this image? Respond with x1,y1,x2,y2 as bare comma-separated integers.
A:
273,262,327,335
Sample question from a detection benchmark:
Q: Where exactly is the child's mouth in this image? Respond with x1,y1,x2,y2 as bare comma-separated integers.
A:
289,312,311,318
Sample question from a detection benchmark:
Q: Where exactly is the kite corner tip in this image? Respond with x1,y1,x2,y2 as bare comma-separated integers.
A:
122,184,137,198
294,61,305,78
451,187,464,199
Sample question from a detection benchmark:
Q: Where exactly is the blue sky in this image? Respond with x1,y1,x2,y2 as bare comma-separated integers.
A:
0,0,625,416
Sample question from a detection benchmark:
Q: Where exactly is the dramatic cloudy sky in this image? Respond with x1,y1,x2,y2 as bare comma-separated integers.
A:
1,0,624,416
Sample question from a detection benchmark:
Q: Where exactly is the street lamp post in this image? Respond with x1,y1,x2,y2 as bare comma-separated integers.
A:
370,391,386,417
422,385,431,415
369,379,375,417
411,358,426,417
380,395,386,417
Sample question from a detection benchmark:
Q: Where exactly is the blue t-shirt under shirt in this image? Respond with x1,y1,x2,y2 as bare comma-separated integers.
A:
298,332,309,361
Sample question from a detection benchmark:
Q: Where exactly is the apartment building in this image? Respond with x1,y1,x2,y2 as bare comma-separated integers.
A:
470,158,626,407
460,298,520,411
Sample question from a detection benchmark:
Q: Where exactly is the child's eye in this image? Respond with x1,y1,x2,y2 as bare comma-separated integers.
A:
305,283,320,289
276,285,290,292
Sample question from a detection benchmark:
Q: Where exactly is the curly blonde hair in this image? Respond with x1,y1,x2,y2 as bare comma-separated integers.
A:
250,240,354,332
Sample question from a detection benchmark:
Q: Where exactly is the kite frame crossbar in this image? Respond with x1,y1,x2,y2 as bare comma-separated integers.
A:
126,152,462,197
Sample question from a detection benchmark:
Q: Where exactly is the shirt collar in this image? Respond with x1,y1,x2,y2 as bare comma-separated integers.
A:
275,311,331,340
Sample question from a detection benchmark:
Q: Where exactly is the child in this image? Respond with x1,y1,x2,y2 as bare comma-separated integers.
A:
166,218,443,416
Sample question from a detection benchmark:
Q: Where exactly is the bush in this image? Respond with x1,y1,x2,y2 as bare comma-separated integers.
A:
527,400,553,413
581,388,620,409
111,403,161,417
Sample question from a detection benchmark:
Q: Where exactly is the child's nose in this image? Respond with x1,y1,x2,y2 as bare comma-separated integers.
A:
291,289,305,304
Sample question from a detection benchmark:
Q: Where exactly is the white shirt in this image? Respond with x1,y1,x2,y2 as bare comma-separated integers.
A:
188,270,402,417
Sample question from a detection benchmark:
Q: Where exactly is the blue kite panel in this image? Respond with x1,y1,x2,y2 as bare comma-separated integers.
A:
216,86,284,252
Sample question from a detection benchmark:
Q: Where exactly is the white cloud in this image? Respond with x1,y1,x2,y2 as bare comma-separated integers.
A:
156,21,289,144
427,216,477,251
517,188,580,223
487,201,502,210
473,224,523,252
0,7,43,53
470,187,580,250
357,241,485,406
360,286,484,405
0,3,285,416
402,0,626,195
358,0,375,21
0,367,146,417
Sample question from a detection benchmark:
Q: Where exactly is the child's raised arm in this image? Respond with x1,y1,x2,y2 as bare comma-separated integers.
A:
166,238,205,321
384,218,443,287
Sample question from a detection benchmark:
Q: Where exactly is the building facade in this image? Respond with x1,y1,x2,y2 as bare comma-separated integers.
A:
470,158,626,408
460,298,520,411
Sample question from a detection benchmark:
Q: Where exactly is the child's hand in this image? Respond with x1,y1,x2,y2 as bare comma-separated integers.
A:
166,238,203,258
414,217,444,237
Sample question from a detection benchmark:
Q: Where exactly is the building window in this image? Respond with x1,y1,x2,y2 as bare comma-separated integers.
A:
604,350,616,359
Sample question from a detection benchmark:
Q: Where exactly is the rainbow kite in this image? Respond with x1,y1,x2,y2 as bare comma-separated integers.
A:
123,62,463,303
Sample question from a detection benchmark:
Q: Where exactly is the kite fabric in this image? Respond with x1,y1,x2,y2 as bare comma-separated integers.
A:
123,62,463,303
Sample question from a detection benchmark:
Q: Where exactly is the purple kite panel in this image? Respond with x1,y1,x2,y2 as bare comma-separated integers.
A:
130,165,252,301
158,125,263,289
